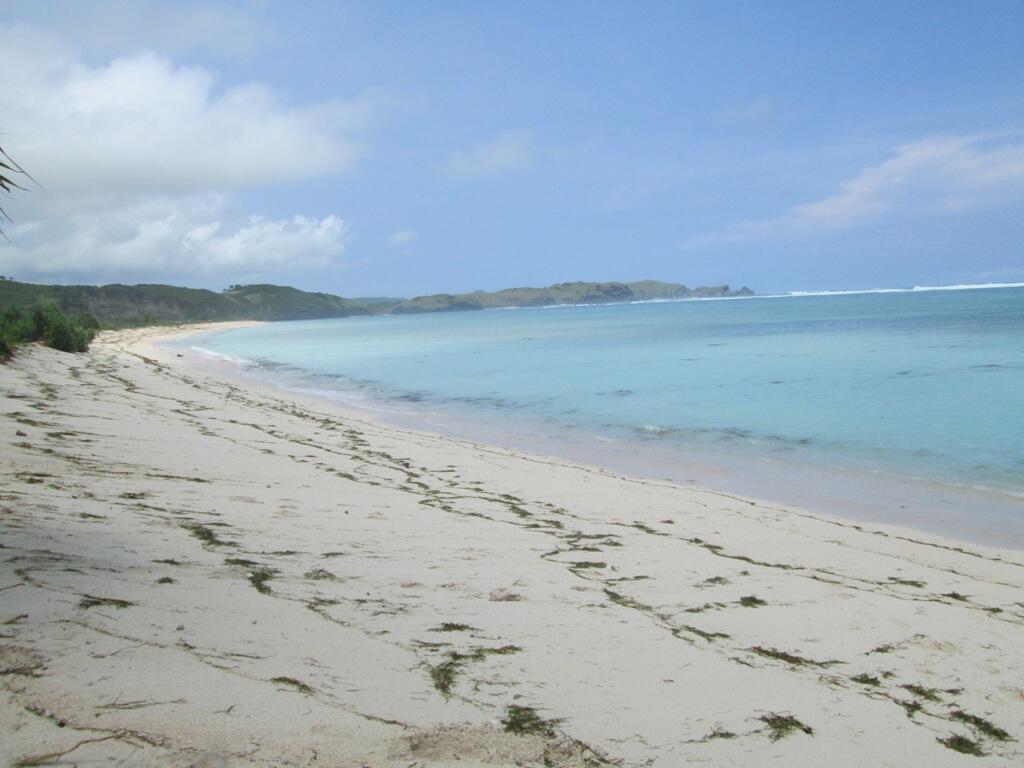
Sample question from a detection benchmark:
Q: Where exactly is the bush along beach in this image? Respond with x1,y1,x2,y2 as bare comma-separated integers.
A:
0,303,98,360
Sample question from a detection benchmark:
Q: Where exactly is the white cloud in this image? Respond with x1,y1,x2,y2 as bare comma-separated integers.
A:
1,195,349,281
684,133,1024,248
387,230,416,247
0,32,366,193
448,129,535,177
0,25,368,282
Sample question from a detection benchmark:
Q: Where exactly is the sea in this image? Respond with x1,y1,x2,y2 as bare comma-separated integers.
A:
172,283,1024,547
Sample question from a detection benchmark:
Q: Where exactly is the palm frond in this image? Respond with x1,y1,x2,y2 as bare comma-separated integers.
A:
0,144,37,239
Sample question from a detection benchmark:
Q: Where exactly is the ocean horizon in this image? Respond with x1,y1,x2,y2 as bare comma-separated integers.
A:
176,282,1024,546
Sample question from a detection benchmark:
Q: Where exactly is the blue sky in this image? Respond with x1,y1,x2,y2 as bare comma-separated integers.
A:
1,0,1022,296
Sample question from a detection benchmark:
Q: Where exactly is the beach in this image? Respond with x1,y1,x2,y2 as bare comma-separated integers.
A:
2,323,1023,766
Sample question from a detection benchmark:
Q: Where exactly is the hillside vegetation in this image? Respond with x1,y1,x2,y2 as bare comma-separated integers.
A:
392,280,753,313
0,280,400,326
0,278,754,328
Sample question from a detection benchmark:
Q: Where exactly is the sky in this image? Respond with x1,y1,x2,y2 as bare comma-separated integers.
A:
1,0,1022,297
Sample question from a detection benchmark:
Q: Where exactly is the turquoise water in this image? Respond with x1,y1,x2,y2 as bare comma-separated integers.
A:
185,286,1024,538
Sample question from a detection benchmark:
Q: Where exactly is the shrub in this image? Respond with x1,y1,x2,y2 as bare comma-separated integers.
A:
0,302,96,359
45,313,92,352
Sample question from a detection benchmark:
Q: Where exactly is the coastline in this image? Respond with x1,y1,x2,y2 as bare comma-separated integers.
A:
2,323,1023,766
170,320,1024,550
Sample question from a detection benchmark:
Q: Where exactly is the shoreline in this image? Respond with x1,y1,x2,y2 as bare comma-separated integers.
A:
166,321,1024,550
2,323,1023,766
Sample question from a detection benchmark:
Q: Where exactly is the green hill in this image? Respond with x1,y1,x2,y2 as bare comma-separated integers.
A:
0,278,753,327
391,280,752,314
0,279,400,326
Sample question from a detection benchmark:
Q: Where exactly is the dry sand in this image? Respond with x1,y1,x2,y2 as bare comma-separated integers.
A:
2,323,1023,767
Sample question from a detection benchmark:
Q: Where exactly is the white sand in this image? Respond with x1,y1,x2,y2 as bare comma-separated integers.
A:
2,323,1023,766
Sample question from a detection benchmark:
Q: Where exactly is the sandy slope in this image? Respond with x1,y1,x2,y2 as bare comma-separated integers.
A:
1,324,1023,767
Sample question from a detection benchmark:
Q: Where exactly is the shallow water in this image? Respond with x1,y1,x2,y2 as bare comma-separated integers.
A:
179,285,1024,545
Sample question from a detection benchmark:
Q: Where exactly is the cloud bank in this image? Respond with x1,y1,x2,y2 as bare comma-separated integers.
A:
3,196,349,281
0,24,366,283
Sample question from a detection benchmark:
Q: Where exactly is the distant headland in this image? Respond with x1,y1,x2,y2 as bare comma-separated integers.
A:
0,277,753,327
390,280,753,314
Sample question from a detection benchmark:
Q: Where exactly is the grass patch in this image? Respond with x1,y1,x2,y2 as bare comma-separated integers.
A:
461,645,521,660
431,623,477,632
950,710,1010,741
225,558,276,593
685,602,718,613
501,705,561,737
898,699,922,717
303,568,337,580
760,713,813,741
429,660,460,695
705,728,736,740
700,576,729,586
489,589,524,602
412,640,448,650
307,597,340,611
631,522,663,535
851,673,881,686
271,676,313,694
749,646,837,667
247,566,277,594
938,734,985,756
45,430,77,439
902,684,941,702
427,645,522,696
739,595,766,607
146,473,210,483
78,594,134,609
887,576,926,588
604,588,651,611
673,623,729,642
182,523,232,547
